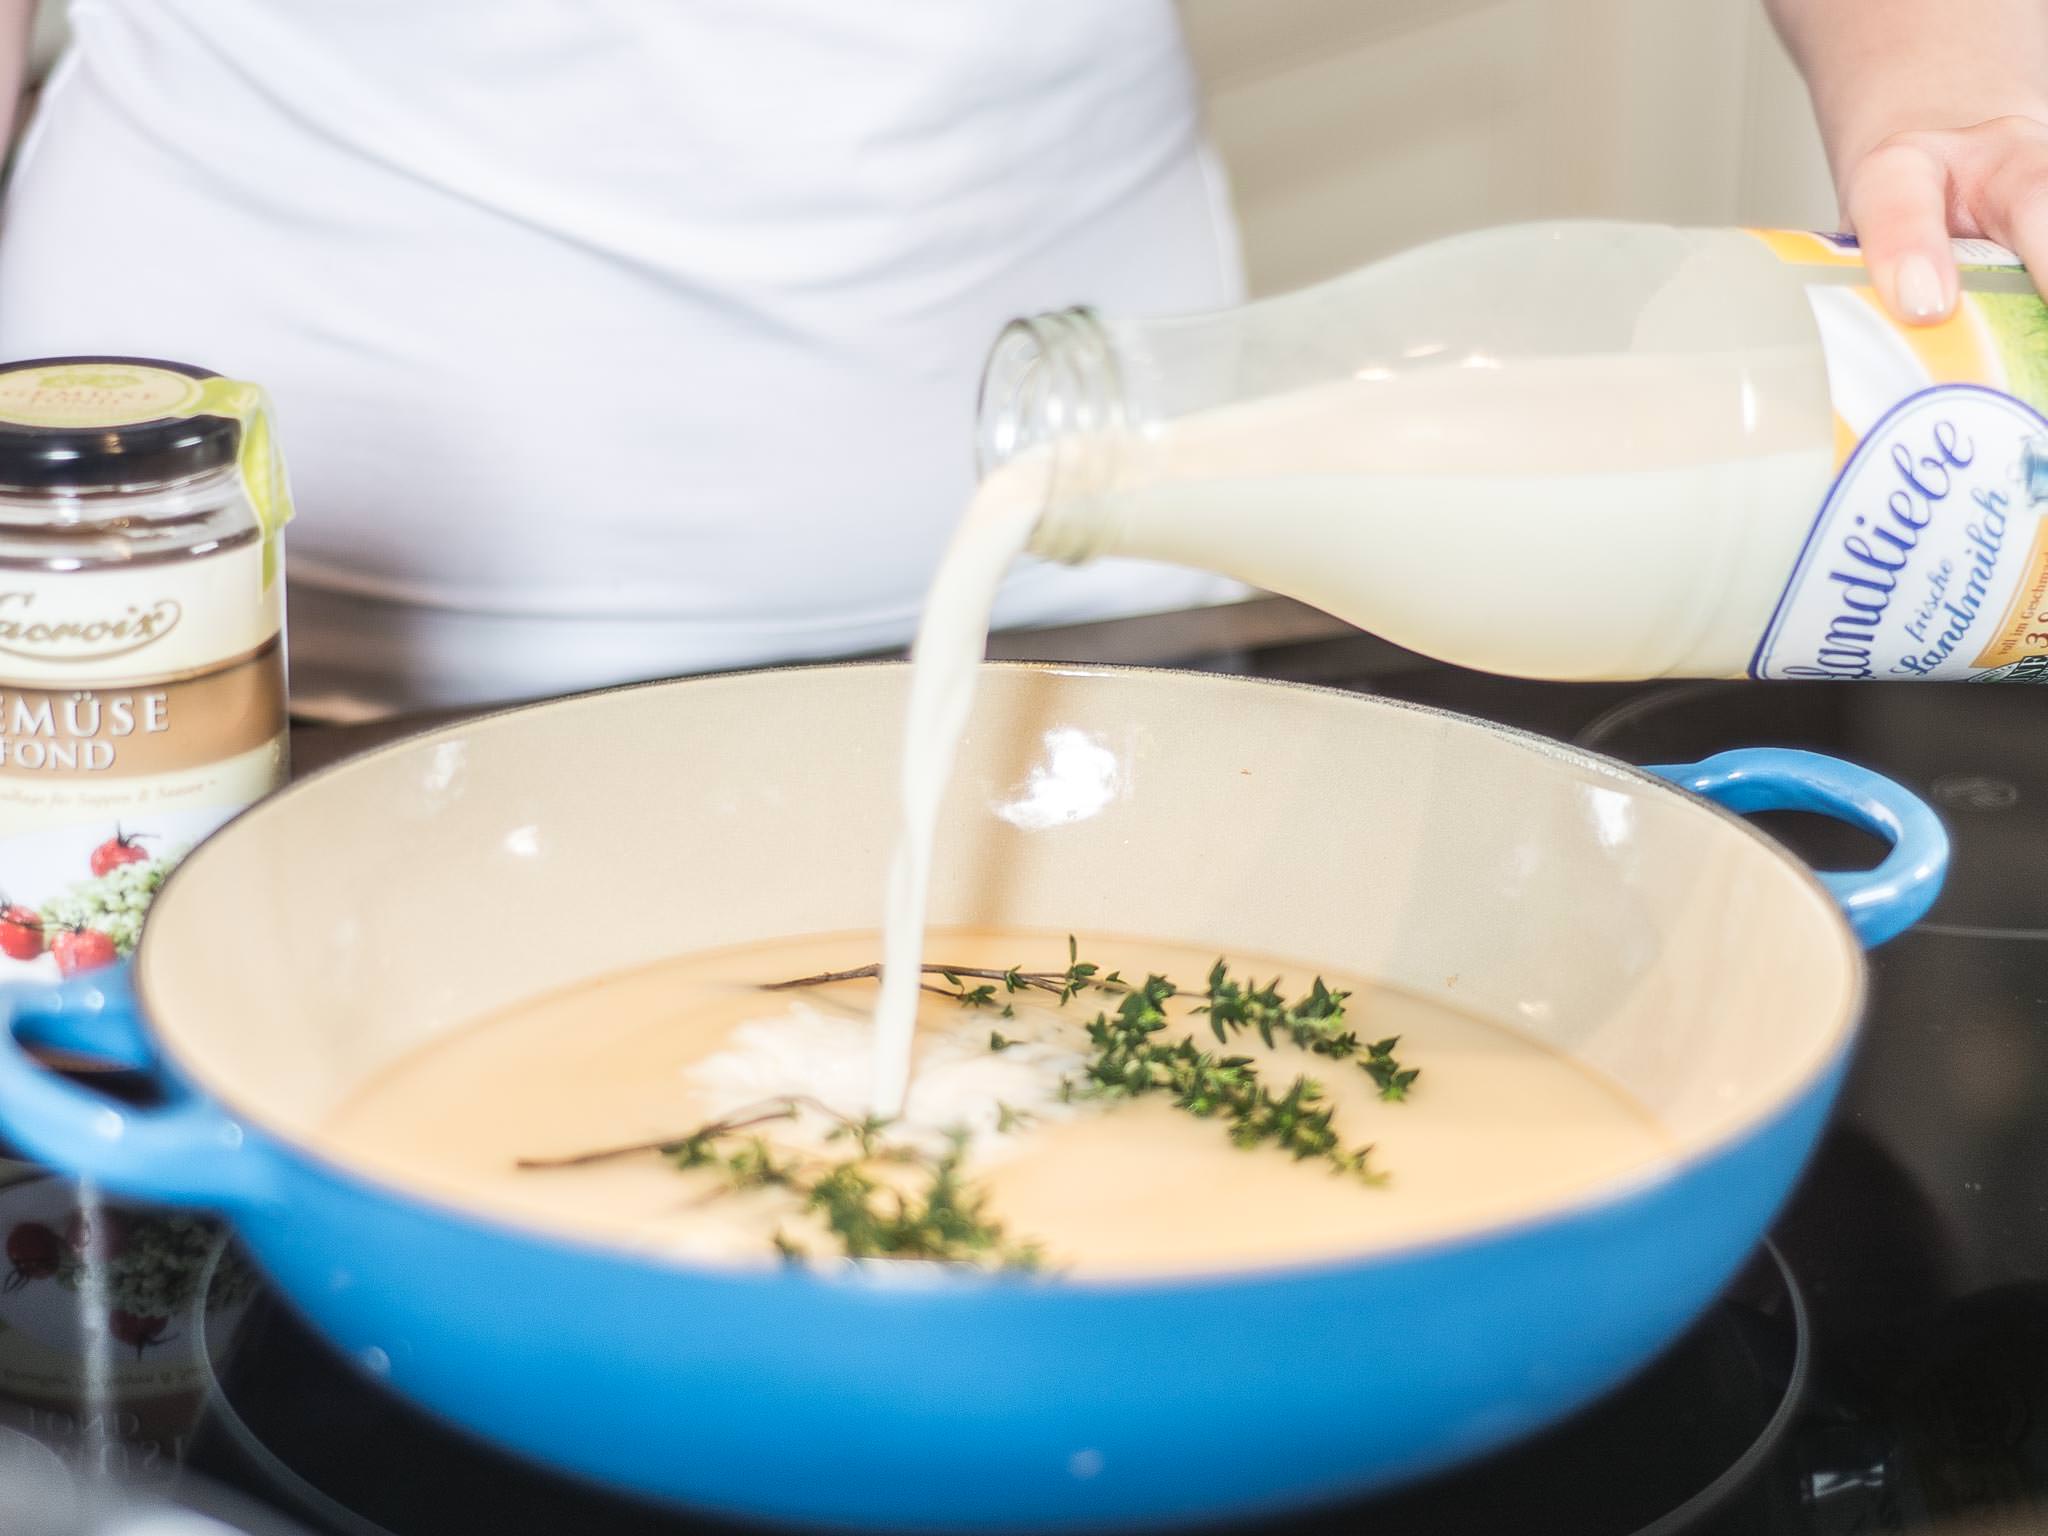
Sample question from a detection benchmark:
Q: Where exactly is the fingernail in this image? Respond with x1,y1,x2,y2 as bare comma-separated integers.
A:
1895,254,1951,322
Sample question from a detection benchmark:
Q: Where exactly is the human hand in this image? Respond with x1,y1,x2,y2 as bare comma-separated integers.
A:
1840,114,2048,325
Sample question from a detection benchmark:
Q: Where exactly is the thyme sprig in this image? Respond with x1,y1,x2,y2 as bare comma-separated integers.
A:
523,1095,1041,1269
768,942,1417,1185
766,937,1120,1007
771,940,1419,1101
680,1123,1043,1270
1059,972,1384,1182
1193,962,1418,1100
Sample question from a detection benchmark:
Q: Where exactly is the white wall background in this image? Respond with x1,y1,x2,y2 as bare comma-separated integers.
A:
23,0,1838,298
1180,0,1839,294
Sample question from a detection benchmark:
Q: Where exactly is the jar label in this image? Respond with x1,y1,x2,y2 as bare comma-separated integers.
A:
0,541,284,980
0,644,284,779
1746,229,2048,680
0,554,279,684
0,363,205,429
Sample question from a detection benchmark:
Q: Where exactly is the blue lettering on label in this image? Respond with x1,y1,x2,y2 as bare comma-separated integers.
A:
1752,384,2048,681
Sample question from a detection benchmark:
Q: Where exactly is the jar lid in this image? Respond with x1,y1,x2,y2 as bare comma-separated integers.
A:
0,356,239,491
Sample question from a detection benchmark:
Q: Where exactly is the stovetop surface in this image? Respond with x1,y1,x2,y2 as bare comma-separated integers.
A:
7,622,2048,1536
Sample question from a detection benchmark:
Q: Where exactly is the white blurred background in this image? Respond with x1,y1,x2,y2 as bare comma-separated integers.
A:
1179,0,1839,294
20,0,1839,300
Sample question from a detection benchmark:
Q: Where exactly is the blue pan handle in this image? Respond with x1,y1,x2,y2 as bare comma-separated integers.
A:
1649,748,1948,948
0,964,270,1211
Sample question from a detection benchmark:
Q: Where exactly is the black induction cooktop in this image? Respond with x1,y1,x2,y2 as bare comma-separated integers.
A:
5,625,2048,1536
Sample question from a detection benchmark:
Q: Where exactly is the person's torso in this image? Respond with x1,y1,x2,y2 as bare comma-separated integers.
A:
0,2,1243,710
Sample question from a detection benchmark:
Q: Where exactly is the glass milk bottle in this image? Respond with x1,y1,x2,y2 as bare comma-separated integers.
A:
976,222,2048,684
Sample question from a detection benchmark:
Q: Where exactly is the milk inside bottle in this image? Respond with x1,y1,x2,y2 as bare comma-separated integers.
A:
975,222,2048,684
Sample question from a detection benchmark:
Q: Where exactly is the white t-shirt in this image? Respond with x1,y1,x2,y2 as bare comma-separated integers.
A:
0,1,1246,716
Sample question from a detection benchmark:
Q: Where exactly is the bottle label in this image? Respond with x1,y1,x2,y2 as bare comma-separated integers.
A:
1746,229,2048,680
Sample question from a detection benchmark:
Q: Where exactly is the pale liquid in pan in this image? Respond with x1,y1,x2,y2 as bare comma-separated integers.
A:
322,930,1673,1276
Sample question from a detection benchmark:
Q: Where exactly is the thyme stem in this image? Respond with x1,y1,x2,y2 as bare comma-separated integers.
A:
516,1094,854,1170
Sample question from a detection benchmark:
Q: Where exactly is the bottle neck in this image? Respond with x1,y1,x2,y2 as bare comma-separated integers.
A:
975,308,1133,563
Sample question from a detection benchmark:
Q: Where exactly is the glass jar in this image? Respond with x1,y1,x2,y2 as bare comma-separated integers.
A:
0,356,291,985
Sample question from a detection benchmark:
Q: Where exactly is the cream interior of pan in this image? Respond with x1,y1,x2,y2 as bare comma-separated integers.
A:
136,665,1860,1268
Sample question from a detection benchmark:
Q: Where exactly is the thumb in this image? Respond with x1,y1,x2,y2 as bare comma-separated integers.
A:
1843,139,1959,325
